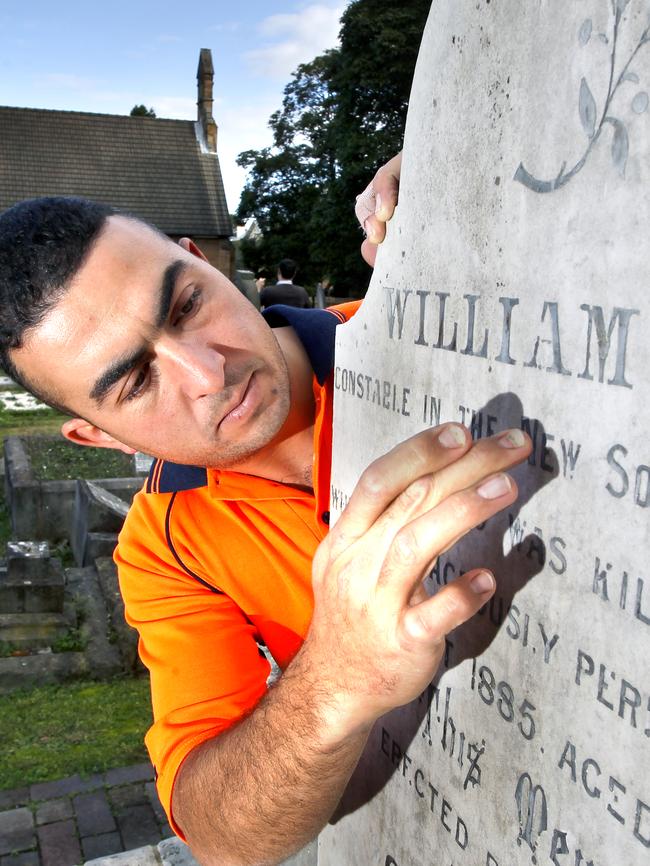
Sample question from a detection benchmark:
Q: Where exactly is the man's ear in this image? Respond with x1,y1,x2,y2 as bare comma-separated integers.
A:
61,418,137,455
178,237,209,262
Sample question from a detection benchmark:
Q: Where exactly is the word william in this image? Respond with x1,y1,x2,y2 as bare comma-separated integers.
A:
384,288,639,388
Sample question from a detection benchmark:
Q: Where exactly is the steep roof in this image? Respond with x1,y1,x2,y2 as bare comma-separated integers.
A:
0,106,232,238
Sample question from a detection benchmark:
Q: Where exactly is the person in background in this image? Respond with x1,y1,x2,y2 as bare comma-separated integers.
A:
260,258,311,309
315,276,334,309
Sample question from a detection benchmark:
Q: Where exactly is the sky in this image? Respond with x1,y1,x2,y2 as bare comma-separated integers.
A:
0,0,351,211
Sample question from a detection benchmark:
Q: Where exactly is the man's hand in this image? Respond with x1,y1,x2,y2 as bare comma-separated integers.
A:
302,422,530,736
174,423,531,866
355,152,402,267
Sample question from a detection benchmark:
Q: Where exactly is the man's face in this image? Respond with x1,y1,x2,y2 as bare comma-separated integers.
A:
13,216,292,467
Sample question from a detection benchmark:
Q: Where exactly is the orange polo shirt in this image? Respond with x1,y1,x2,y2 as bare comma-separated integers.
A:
115,301,359,835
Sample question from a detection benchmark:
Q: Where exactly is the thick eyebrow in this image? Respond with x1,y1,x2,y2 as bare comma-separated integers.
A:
89,259,187,406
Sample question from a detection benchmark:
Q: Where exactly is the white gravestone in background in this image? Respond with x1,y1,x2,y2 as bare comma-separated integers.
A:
323,1,649,865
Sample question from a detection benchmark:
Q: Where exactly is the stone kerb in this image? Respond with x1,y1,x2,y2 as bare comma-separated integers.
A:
83,837,318,866
4,436,143,542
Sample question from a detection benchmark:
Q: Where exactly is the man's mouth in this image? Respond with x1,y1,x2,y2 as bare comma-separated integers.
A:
217,371,259,430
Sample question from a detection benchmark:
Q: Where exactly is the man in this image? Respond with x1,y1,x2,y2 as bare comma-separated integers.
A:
260,258,311,309
0,161,530,866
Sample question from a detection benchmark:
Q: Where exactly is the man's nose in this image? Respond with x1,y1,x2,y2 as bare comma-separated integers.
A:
157,337,226,400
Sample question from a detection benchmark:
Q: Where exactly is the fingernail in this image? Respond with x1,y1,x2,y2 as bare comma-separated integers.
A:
471,571,494,594
375,192,383,216
438,424,466,448
477,473,511,499
498,428,526,448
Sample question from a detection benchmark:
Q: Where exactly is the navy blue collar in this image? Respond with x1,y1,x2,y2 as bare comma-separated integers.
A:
147,305,344,493
262,305,340,386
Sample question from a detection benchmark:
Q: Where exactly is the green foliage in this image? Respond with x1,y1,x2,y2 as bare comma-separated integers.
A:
130,104,157,118
23,436,135,481
0,641,21,658
0,677,152,790
236,0,431,294
0,403,66,433
51,628,86,654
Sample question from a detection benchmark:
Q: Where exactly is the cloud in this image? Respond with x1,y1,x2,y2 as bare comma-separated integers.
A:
214,96,279,210
244,3,344,80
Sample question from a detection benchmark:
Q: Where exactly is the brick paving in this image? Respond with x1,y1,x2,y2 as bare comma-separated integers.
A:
0,762,173,866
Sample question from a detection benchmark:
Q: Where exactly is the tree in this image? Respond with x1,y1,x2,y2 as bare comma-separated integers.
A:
236,0,431,294
130,104,157,118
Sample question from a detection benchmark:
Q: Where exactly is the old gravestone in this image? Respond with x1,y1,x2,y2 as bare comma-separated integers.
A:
322,1,649,864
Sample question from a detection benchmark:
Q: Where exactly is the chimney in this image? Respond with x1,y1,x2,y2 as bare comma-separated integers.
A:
197,48,218,153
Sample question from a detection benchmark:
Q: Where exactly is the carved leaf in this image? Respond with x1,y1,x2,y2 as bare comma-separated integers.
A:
579,19,592,45
579,78,598,138
623,72,640,83
632,91,649,113
610,119,629,177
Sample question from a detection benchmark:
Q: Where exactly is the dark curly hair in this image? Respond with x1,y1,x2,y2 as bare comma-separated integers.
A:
0,197,116,412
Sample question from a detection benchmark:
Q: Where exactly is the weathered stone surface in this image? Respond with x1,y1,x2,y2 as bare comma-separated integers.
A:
37,820,81,866
30,773,103,803
0,651,87,694
84,845,160,866
0,612,70,647
281,841,318,865
103,764,153,788
0,808,34,856
66,567,121,679
35,797,73,826
0,851,40,866
4,436,141,542
95,558,142,673
0,548,64,615
81,832,122,861
73,791,116,837
72,481,129,567
158,837,198,866
0,787,29,812
324,2,650,864
115,803,161,850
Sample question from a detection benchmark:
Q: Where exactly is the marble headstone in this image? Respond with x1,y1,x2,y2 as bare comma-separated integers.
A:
323,1,649,864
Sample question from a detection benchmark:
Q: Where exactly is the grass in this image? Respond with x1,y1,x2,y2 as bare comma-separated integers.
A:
23,436,135,481
0,677,153,790
0,403,68,438
0,385,151,791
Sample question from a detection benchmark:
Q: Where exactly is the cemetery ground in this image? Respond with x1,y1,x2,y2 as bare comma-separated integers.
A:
0,377,168,864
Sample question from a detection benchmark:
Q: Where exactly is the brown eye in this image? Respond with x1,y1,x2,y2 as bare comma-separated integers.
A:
174,288,201,325
126,364,149,401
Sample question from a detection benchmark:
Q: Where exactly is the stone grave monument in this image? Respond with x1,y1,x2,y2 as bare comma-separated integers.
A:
323,1,649,864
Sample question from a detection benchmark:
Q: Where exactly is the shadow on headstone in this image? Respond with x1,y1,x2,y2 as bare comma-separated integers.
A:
331,393,559,822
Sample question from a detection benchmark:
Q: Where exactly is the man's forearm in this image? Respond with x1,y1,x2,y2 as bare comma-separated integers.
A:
173,425,531,865
173,649,370,866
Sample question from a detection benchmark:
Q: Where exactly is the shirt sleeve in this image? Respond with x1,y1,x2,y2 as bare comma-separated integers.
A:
114,491,270,839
